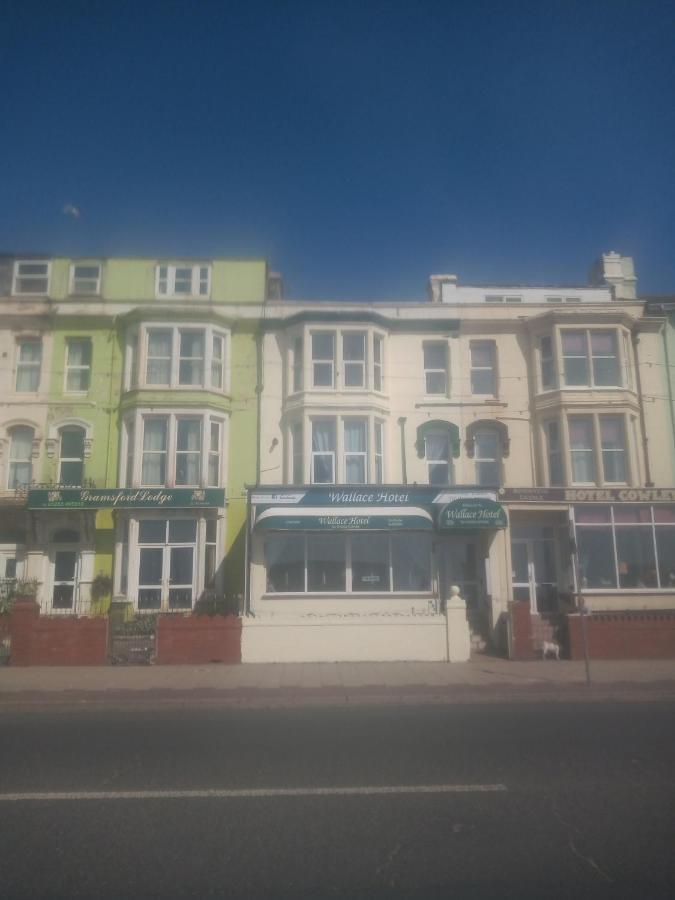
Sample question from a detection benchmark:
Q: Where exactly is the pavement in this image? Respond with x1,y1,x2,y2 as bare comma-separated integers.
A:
1,656,675,707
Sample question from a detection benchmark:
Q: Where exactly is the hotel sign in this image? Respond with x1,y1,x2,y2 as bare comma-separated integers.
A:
438,498,507,530
27,488,226,510
499,487,675,503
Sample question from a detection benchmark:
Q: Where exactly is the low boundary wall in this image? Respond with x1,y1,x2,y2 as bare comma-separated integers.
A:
241,615,449,663
9,600,108,666
156,614,241,664
567,610,675,660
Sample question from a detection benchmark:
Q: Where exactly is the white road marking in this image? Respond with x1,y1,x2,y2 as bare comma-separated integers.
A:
0,784,507,802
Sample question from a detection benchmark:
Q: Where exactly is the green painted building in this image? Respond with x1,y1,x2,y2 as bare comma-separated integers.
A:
0,254,269,615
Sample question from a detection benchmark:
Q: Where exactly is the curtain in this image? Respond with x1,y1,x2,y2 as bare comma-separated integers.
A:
176,419,201,485
312,421,334,451
425,433,449,461
344,421,365,452
142,420,167,484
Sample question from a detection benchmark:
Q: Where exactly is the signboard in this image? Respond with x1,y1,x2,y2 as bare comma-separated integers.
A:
249,487,497,507
438,498,507,530
499,487,675,504
27,488,226,510
254,507,434,531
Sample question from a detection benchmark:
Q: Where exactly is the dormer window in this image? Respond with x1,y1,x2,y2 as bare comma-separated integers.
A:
70,263,101,295
12,261,50,295
156,264,211,298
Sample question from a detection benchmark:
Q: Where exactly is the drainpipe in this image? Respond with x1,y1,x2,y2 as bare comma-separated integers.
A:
632,330,653,486
398,417,407,484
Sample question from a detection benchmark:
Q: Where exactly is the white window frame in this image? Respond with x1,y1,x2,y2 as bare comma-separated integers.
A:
473,428,501,486
131,324,229,392
15,338,42,392
69,262,102,295
310,418,337,484
58,426,86,486
373,334,384,392
155,263,211,299
342,332,367,389
343,418,368,484
123,410,227,489
291,421,304,485
544,419,564,486
566,413,629,486
539,335,555,390
425,429,452,486
374,420,384,484
311,331,336,389
7,426,35,489
12,260,51,296
64,338,92,394
423,342,448,396
470,341,497,396
305,414,382,485
559,328,623,389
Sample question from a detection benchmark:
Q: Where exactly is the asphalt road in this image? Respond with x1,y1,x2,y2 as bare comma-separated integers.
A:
1,701,674,899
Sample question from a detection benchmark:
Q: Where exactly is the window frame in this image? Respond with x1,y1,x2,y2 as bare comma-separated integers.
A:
566,413,630,486
473,428,501,486
15,338,42,392
559,328,623,389
69,262,102,295
469,340,497,396
12,260,51,296
155,263,211,299
7,426,35,489
423,341,448,396
64,338,92,394
424,428,452,486
132,324,229,392
58,426,86,486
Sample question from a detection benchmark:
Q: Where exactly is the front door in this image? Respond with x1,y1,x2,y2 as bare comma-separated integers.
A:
137,519,196,612
0,550,22,600
441,537,483,611
511,531,558,613
52,548,80,610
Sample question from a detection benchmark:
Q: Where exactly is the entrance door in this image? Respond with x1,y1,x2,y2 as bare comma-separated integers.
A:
53,548,80,610
0,550,22,600
137,519,196,612
511,531,558,613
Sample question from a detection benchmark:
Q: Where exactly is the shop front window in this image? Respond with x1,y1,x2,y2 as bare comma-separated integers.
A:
307,534,346,592
351,533,390,591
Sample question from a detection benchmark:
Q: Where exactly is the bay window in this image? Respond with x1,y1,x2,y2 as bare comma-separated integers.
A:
545,420,564,486
344,419,367,483
300,329,385,391
311,333,335,387
568,414,629,485
373,335,383,391
291,422,304,485
130,412,225,488
574,505,675,590
561,330,621,387
569,417,595,483
292,337,304,392
311,420,336,483
540,336,555,390
342,333,366,387
136,325,228,391
264,532,433,594
308,417,380,485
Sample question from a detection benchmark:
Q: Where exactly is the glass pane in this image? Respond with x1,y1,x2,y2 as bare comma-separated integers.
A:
176,452,200,485
476,460,499,486
67,340,91,367
470,370,495,394
147,359,171,384
170,547,193,584
8,462,31,489
425,371,447,394
424,344,445,369
312,333,334,361
177,419,200,450
180,331,204,358
60,461,83,486
61,429,84,458
143,420,167,451
470,344,493,367
345,456,366,484
307,534,346,592
179,360,203,385
169,520,197,543
138,520,167,543
475,431,498,459
139,548,163,583
428,462,449,485
266,535,305,593
344,421,366,452
148,330,172,356
54,551,76,581
313,362,333,387
391,534,431,591
138,589,161,610
593,357,620,386
656,528,675,587
343,333,365,361
16,366,40,391
52,585,74,609
511,542,529,583
576,528,617,588
351,533,390,591
425,433,449,461
562,332,586,354
19,263,48,276
312,421,335,451
344,362,365,387
19,340,41,363
313,455,333,483
654,507,675,524
10,427,33,460
169,588,192,609
616,529,658,588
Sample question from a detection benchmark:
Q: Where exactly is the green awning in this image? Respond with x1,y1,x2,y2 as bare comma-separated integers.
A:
254,506,434,532
438,498,507,529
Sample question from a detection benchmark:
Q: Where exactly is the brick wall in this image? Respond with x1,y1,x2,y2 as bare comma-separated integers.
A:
156,614,241,665
567,611,675,660
9,600,109,666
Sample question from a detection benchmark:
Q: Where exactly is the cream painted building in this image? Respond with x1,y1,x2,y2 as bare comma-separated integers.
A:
244,253,675,662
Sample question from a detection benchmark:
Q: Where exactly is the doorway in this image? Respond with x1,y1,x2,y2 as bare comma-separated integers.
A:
511,528,558,613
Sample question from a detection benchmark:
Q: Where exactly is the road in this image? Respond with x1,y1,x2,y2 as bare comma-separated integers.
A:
1,700,674,898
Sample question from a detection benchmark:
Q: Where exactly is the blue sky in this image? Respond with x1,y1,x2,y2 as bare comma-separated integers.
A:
1,0,674,298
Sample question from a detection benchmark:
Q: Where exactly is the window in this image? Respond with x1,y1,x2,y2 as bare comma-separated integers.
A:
574,505,675,590
311,420,336,483
545,420,564,486
204,518,218,589
373,335,383,391
561,330,621,387
134,413,223,488
16,339,42,392
12,261,50,295
291,422,303,485
141,326,226,390
8,427,34,489
65,339,92,392
342,333,366,388
540,336,555,390
600,416,626,483
311,333,335,387
374,422,384,484
568,417,595,483
567,414,628,486
292,337,304,392
470,341,496,395
474,429,500,486
344,419,367,483
58,427,85,486
156,264,210,298
70,263,101,295
423,342,448,395
264,532,433,594
52,533,80,611
425,430,451,485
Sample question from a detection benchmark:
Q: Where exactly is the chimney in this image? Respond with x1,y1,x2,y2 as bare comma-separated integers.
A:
588,252,637,300
266,271,284,301
428,274,458,303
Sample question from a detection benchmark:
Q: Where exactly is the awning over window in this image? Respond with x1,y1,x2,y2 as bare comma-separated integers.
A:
254,506,434,532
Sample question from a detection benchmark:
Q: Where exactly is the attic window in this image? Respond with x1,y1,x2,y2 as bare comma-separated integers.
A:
485,295,504,303
12,261,50,295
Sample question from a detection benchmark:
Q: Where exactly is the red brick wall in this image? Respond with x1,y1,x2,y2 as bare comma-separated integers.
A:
9,600,109,666
567,611,675,660
508,601,538,660
156,614,241,665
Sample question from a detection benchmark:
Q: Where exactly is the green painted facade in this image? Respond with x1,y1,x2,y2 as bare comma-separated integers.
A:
11,255,267,611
